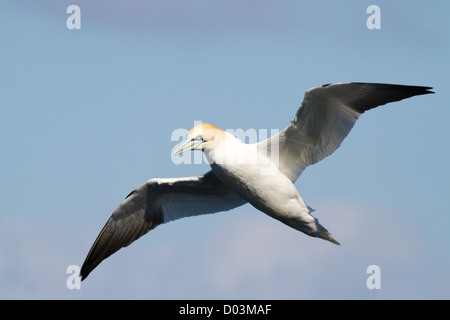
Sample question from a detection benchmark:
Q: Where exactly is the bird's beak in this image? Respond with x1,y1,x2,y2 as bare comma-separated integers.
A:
173,138,204,156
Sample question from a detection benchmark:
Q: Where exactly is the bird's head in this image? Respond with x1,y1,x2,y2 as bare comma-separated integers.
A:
173,123,227,156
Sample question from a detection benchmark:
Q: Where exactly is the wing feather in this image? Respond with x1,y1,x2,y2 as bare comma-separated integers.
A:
259,82,433,182
80,170,245,280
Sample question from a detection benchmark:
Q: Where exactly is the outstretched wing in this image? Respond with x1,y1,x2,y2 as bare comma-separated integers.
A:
259,82,434,182
80,170,246,280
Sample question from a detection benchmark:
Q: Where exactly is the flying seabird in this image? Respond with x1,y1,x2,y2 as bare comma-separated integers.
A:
80,82,433,280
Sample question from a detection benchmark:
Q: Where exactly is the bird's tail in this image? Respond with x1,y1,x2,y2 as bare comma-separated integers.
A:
319,229,340,245
315,221,340,245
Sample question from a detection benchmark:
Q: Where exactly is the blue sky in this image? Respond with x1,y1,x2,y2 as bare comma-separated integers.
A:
0,1,449,299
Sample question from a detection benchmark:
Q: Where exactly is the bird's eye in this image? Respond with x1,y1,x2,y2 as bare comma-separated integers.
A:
194,135,203,141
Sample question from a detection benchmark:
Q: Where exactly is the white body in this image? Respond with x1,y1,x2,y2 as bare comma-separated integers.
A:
205,132,332,240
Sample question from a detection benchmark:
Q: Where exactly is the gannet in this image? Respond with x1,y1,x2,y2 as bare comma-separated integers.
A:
80,82,433,280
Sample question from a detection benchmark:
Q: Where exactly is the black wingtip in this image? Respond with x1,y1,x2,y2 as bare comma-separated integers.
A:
364,82,433,92
424,87,435,94
79,266,90,281
347,83,434,114
79,256,94,281
401,84,434,95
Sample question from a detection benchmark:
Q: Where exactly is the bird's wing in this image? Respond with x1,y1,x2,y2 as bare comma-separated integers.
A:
80,170,246,280
259,82,434,182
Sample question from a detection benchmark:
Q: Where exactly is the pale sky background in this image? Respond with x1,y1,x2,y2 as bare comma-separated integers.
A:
0,1,449,299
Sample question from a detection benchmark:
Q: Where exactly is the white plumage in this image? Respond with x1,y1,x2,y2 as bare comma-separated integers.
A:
80,82,433,280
